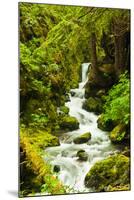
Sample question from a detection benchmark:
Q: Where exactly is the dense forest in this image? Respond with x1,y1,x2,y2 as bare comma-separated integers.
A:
19,3,130,197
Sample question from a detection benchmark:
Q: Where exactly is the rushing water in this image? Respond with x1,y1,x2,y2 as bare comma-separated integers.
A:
44,63,116,193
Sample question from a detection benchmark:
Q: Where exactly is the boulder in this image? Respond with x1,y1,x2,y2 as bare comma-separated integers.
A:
84,154,130,192
82,97,103,114
76,150,88,161
73,132,91,144
60,116,79,131
109,124,127,144
97,114,114,131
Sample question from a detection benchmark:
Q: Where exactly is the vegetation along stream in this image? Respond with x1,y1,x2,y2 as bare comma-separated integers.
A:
19,3,130,197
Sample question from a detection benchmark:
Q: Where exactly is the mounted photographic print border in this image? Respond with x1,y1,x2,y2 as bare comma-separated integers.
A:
19,1,131,198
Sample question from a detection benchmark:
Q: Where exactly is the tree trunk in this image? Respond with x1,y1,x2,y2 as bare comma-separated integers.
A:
88,32,110,87
114,34,126,77
91,32,97,68
113,19,130,77
89,32,100,85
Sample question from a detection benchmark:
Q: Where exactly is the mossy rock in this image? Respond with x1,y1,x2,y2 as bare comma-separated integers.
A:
60,106,69,115
84,83,99,98
96,89,106,97
82,97,103,114
29,130,60,148
84,154,130,192
65,94,70,102
60,116,79,131
76,150,88,161
73,132,91,144
97,114,114,131
109,124,127,144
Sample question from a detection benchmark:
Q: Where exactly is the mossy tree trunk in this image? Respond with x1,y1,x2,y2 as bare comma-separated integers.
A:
113,18,130,77
89,32,107,87
91,32,98,68
88,32,100,85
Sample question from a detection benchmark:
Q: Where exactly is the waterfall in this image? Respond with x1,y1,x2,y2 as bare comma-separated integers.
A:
81,63,91,82
44,63,116,194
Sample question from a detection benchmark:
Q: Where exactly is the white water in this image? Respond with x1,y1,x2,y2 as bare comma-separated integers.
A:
44,63,116,193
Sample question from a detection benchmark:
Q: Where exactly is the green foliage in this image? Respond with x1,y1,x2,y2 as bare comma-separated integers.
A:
41,175,65,194
103,72,130,125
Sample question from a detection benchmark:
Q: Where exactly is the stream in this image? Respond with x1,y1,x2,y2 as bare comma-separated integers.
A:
44,63,117,193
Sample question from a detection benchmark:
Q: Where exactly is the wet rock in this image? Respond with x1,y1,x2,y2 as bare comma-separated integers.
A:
73,132,91,144
82,97,103,114
60,116,79,131
53,165,60,173
65,94,70,102
97,114,114,131
76,150,88,161
85,154,130,192
70,91,76,97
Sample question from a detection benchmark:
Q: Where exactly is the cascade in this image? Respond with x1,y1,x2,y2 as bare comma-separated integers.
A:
44,63,116,193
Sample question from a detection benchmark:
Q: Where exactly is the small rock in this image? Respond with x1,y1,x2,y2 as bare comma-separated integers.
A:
70,91,76,97
53,165,60,173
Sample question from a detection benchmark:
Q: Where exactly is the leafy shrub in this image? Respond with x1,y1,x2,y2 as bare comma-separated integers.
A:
103,72,130,125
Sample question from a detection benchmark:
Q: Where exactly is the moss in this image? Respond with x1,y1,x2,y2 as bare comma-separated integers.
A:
105,184,130,192
97,114,114,131
82,97,103,114
73,132,91,144
60,116,79,131
85,154,130,192
109,124,127,144
29,130,60,148
20,130,65,196
60,106,69,115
